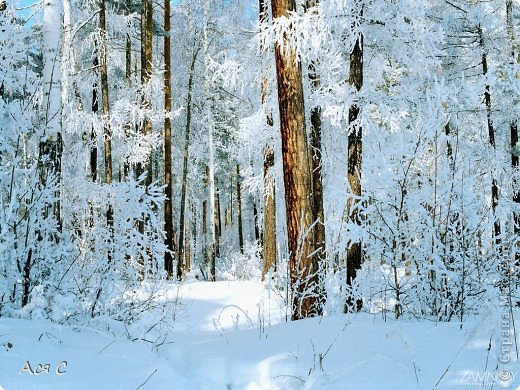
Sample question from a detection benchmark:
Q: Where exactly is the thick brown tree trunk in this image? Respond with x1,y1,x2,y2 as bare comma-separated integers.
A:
164,0,174,279
345,1,364,312
271,0,322,319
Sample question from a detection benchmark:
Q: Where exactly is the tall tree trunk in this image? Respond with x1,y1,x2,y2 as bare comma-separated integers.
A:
97,0,113,271
40,0,63,228
144,0,153,186
236,164,244,254
271,0,322,319
164,0,174,279
137,0,153,187
99,0,112,186
123,0,131,180
305,0,326,304
203,3,217,281
177,48,197,280
345,0,363,312
478,25,501,246
259,0,277,280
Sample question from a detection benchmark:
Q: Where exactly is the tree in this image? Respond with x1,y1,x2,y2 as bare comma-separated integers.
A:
203,2,217,281
271,0,322,319
164,0,174,279
305,0,326,308
177,43,200,279
99,0,113,232
259,0,277,281
345,0,364,312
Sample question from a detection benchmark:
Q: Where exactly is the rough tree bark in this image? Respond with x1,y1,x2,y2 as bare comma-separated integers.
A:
271,0,322,319
345,0,364,312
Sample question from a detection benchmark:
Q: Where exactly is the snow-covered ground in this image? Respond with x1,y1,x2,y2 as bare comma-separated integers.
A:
1,281,518,389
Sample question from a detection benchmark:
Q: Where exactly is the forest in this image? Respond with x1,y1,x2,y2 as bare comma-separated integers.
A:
0,0,519,388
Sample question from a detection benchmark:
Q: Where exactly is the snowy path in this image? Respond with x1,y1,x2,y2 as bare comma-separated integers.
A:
0,281,518,389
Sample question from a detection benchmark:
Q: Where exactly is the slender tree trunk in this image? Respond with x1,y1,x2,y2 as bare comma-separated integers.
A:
137,0,153,186
99,1,112,184
262,146,277,280
144,0,153,186
478,25,501,246
203,3,217,280
252,198,260,243
123,0,131,179
345,0,364,312
271,0,321,319
202,199,208,275
259,0,277,280
215,186,221,256
185,218,191,273
97,0,113,268
177,50,197,281
91,53,99,182
305,0,326,306
164,0,174,279
236,165,244,254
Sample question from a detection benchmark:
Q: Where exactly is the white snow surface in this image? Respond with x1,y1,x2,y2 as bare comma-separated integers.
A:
0,281,519,389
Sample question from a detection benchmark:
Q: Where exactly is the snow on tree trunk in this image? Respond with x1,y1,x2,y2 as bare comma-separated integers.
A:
345,0,363,313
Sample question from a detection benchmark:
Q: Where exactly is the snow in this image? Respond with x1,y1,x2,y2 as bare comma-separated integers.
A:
1,281,519,389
